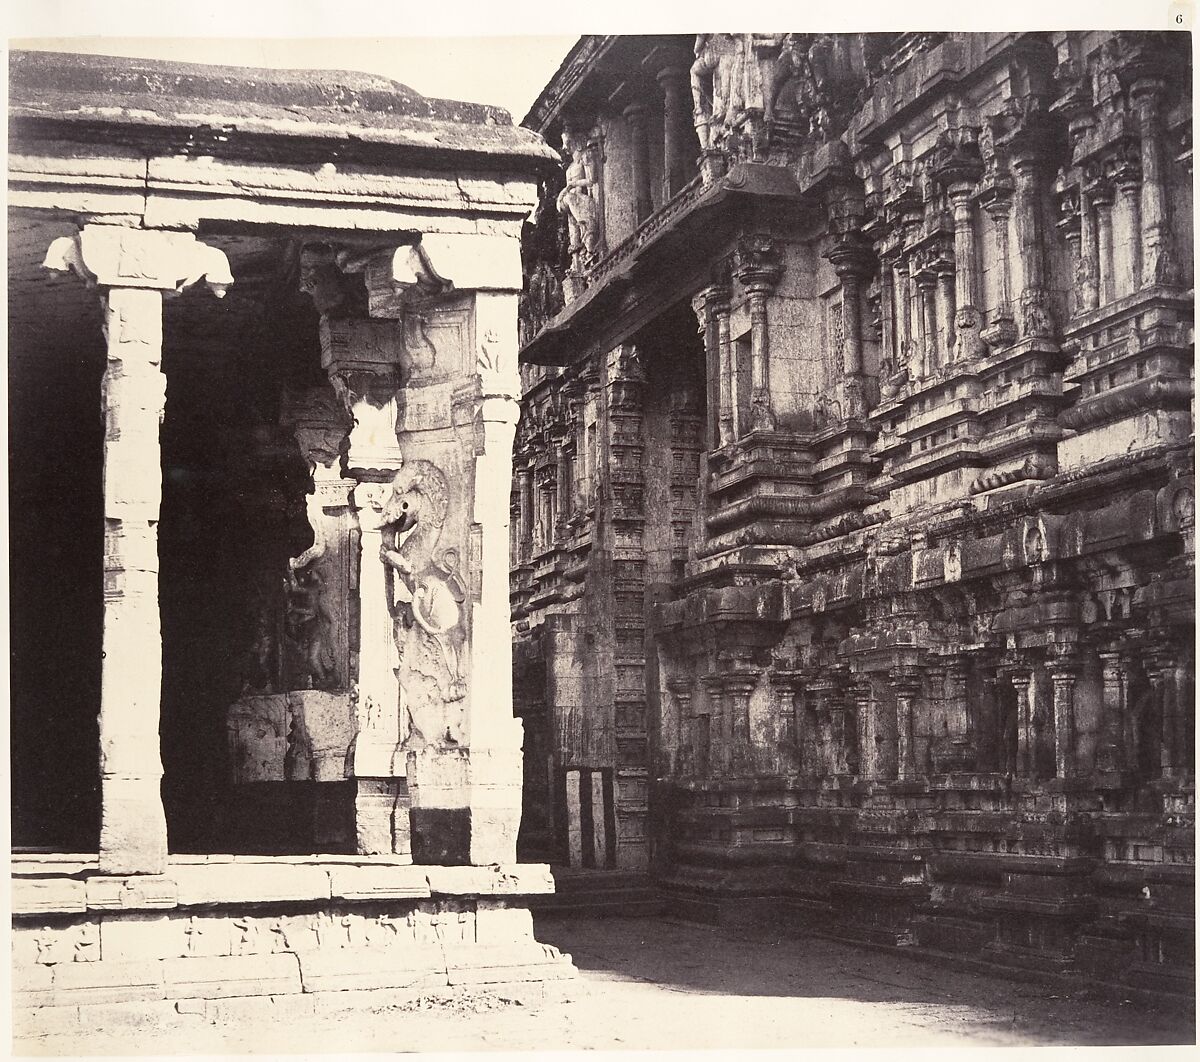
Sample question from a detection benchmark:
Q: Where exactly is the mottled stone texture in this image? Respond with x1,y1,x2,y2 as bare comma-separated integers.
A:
516,31,1194,999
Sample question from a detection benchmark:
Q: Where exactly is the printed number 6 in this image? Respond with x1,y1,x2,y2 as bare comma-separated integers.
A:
1177,12,1185,22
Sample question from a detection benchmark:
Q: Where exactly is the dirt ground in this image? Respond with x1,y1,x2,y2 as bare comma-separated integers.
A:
16,913,1196,1054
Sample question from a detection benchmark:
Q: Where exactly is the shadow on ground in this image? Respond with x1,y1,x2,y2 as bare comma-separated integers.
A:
533,912,1196,1048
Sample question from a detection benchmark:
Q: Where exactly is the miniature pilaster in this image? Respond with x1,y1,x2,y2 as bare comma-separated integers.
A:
43,224,233,874
1048,647,1079,779
980,189,1018,347
1010,145,1055,339
658,63,693,199
625,103,653,225
1091,180,1116,306
1096,650,1128,774
1114,150,1144,292
916,267,939,377
949,188,985,358
734,235,783,431
1007,668,1035,779
1129,76,1178,286
890,669,921,782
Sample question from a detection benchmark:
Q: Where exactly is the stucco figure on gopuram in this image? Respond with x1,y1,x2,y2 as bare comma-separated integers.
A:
513,31,1194,1001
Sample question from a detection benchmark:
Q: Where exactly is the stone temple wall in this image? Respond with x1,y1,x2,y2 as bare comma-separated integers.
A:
514,30,1194,1000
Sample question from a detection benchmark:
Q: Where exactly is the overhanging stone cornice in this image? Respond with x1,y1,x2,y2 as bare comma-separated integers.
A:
519,162,809,367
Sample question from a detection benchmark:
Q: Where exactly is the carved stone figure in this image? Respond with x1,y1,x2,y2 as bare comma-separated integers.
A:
556,130,601,272
691,34,748,151
286,556,339,690
379,460,469,746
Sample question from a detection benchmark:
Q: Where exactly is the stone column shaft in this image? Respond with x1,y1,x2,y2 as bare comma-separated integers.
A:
625,104,653,225
985,196,1014,323
1097,651,1127,773
747,287,776,430
518,468,534,562
1093,186,1116,306
898,257,917,377
917,272,938,376
950,191,980,313
717,299,735,444
657,64,692,198
42,224,233,875
936,267,956,362
1012,153,1052,337
1117,176,1143,293
99,286,170,875
891,671,920,782
1010,672,1034,779
1078,187,1100,312
1131,78,1177,286
468,290,529,863
879,260,897,374
556,446,571,527
1049,658,1078,779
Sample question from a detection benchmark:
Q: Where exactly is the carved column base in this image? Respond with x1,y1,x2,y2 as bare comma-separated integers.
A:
98,777,168,876
982,314,1018,350
563,271,586,302
699,149,727,185
842,376,867,420
354,778,411,858
749,389,777,431
465,740,525,866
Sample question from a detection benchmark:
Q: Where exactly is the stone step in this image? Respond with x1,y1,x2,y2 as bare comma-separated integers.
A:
528,870,666,918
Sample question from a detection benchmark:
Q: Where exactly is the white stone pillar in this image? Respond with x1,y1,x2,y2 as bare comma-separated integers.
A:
43,224,232,874
469,291,527,863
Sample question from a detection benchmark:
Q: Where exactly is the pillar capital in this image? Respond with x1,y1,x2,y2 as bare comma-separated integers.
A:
43,225,233,296
733,233,784,290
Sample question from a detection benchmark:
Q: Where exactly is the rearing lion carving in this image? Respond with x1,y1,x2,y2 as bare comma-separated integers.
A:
378,460,468,747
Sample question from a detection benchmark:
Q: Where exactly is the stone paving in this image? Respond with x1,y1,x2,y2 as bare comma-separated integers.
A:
15,915,1195,1054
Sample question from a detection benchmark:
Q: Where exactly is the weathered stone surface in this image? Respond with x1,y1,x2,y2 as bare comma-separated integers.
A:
172,864,331,907
51,957,167,1005
85,875,178,911
162,952,303,999
295,946,447,994
327,864,430,901
426,864,555,897
12,877,87,915
512,30,1194,999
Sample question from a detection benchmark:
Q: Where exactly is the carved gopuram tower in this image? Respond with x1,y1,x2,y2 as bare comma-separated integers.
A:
515,32,1194,1002
9,50,574,1034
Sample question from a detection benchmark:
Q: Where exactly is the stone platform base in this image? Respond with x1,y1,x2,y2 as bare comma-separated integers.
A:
12,854,576,1038
656,858,1196,1010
